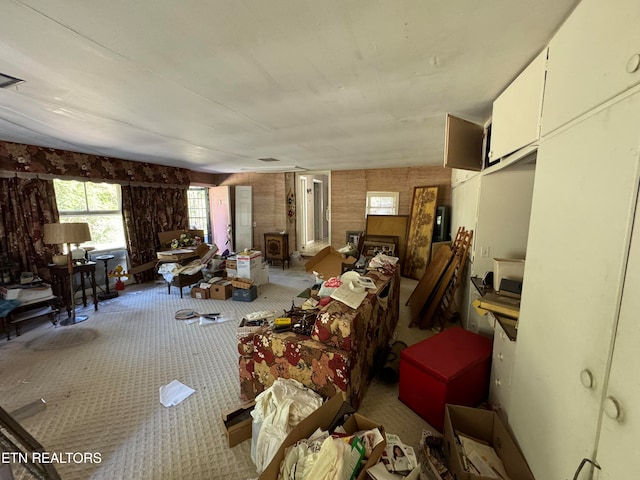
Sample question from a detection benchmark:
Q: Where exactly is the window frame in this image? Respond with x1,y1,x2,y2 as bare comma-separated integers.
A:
53,179,126,251
365,191,399,216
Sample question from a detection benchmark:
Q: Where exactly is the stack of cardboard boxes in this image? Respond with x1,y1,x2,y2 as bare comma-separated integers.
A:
189,250,268,302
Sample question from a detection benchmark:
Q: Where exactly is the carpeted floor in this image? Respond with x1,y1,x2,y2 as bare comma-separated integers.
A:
0,264,437,480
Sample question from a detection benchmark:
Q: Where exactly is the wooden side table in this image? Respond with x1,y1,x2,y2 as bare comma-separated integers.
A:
264,232,289,269
48,262,98,318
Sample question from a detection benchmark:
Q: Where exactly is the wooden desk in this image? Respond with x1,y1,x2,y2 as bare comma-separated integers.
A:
48,262,98,318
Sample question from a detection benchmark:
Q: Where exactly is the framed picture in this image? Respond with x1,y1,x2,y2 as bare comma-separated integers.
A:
345,230,363,246
362,240,396,257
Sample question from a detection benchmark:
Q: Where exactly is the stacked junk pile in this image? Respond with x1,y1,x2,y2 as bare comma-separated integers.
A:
406,227,474,331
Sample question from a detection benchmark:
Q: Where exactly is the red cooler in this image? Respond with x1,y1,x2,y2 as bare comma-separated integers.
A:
399,327,492,431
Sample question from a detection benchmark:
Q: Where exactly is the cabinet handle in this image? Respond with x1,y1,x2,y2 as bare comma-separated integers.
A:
580,369,594,389
603,396,622,420
498,353,504,361
494,379,501,387
627,53,640,73
572,458,601,480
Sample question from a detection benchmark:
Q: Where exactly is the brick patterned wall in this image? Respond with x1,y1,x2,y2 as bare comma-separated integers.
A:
331,166,452,246
214,172,290,253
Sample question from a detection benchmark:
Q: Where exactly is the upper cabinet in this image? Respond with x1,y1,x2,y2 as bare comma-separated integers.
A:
443,114,484,171
489,49,548,162
542,0,640,136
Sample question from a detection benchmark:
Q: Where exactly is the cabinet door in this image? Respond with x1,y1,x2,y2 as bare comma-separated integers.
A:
489,321,516,419
542,0,640,136
509,92,640,479
595,193,640,479
490,49,547,162
443,114,483,171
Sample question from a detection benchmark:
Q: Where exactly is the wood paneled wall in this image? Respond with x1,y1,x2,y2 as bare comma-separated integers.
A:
213,172,292,253
331,166,452,246
215,167,451,254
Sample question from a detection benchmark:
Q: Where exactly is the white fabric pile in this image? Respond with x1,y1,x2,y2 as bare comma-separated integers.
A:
277,426,384,480
251,378,323,474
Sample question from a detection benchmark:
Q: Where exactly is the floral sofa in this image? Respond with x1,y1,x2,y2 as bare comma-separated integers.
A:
238,266,400,409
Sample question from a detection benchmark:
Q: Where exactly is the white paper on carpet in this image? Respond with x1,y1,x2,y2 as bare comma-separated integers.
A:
159,380,196,407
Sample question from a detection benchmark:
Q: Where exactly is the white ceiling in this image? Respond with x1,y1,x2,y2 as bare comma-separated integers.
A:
0,0,579,174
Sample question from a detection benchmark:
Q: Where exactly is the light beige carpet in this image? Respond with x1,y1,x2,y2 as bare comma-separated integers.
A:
0,265,436,480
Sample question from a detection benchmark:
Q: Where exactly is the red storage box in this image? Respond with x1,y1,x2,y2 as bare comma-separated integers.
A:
399,327,492,431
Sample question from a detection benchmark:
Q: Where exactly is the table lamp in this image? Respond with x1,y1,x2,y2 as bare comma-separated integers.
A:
43,222,92,325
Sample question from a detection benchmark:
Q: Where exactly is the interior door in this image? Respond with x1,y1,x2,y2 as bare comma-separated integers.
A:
235,186,252,252
313,180,323,241
210,186,233,253
509,92,640,479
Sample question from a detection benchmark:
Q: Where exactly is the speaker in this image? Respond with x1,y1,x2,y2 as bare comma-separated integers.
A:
433,205,450,242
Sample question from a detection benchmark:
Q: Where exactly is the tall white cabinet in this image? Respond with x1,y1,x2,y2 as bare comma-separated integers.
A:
507,0,640,477
510,90,640,479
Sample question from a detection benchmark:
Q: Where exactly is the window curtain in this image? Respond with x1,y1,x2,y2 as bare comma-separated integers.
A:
121,184,190,283
0,176,59,282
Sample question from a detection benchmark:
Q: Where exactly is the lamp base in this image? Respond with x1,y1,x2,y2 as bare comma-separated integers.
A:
60,314,89,326
98,291,118,301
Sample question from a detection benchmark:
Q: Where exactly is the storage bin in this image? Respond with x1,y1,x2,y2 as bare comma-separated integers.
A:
399,327,492,431
232,285,258,302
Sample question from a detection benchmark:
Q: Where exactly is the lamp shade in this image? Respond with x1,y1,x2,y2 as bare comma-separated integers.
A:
43,223,92,245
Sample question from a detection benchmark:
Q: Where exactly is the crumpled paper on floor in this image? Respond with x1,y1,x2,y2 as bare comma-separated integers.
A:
159,380,195,407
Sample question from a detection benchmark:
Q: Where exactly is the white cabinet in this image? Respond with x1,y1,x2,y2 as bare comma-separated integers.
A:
594,192,640,479
509,91,640,479
489,319,516,422
542,0,640,136
489,49,547,162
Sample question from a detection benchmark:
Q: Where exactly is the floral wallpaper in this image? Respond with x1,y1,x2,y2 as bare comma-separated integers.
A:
0,140,191,186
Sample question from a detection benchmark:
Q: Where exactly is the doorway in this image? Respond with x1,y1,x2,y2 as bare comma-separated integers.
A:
296,171,330,255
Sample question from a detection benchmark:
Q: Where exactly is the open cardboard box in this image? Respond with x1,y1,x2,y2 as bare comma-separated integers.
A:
443,404,535,480
222,401,256,448
304,246,356,281
259,393,386,480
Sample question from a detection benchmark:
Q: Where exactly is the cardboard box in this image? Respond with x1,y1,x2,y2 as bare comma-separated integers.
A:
209,281,232,300
237,251,262,279
190,287,209,299
232,285,258,302
260,393,386,480
443,405,535,480
222,401,255,448
399,327,492,432
230,277,254,289
225,258,237,270
304,246,356,280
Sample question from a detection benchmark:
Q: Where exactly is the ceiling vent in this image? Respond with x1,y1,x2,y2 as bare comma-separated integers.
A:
0,73,24,89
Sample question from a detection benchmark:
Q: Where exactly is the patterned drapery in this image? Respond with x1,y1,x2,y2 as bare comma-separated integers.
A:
121,184,190,283
0,140,191,186
0,176,59,282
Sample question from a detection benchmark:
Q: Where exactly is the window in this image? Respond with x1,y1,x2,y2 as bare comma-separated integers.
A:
187,187,211,243
366,192,399,216
53,179,125,251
